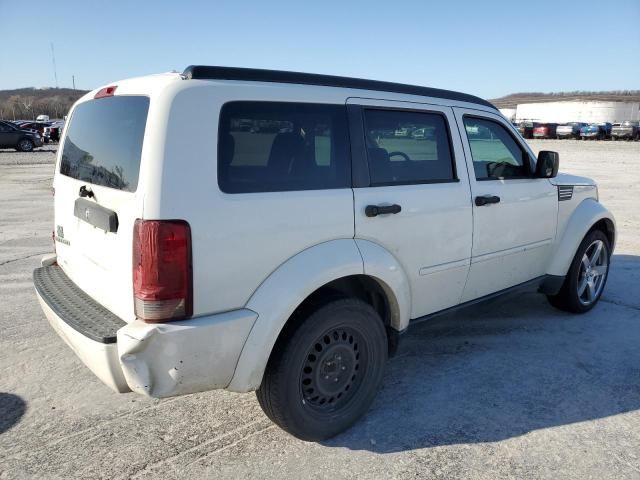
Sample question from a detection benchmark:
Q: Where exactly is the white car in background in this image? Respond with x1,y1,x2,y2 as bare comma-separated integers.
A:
34,66,615,441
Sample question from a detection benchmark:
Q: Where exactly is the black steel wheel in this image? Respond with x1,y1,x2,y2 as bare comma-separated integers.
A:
256,298,388,441
300,326,366,412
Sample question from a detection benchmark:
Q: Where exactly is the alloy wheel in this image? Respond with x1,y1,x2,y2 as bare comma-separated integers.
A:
577,239,608,306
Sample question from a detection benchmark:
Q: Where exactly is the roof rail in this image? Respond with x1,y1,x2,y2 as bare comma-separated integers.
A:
182,65,496,110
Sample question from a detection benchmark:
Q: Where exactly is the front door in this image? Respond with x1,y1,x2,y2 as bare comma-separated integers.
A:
453,108,557,301
349,99,473,318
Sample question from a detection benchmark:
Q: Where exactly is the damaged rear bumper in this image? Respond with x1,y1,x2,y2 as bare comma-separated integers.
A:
34,260,257,397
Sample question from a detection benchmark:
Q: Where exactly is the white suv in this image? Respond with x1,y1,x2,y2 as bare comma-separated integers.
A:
34,66,615,441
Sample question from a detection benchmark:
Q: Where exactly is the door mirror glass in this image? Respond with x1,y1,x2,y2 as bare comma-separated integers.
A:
536,151,559,178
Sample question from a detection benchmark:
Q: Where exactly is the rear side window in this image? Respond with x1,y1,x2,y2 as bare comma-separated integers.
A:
60,96,149,192
218,102,350,193
362,109,455,186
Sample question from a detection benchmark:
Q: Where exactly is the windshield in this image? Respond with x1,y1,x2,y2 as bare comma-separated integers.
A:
59,96,149,192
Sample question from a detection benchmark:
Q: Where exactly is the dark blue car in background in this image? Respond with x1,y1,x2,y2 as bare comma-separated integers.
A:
580,123,612,140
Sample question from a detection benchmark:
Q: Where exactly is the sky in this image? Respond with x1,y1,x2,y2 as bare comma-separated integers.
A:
1,0,638,99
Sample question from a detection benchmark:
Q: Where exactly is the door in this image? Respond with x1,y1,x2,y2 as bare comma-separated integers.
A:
453,108,557,301
349,99,473,318
0,122,17,148
53,95,149,322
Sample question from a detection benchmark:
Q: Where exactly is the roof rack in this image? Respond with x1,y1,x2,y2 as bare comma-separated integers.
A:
182,65,496,110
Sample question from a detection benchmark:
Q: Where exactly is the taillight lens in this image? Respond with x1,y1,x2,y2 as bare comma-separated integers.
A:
95,85,117,98
133,219,192,322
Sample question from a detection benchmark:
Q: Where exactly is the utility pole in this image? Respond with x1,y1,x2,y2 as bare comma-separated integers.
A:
50,42,59,88
72,75,76,90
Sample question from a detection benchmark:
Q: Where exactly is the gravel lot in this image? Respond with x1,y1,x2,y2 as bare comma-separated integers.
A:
0,140,639,479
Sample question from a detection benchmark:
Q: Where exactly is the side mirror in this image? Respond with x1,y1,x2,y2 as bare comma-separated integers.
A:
536,151,559,178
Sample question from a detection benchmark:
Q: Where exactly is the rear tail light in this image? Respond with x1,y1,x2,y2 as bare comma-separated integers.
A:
133,219,192,322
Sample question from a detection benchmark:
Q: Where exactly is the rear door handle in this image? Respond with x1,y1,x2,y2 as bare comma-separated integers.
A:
365,204,402,217
475,195,501,206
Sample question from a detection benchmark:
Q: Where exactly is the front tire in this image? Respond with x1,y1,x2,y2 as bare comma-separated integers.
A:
256,298,388,441
547,229,610,313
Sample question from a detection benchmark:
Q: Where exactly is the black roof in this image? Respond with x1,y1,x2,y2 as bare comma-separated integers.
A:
183,65,496,110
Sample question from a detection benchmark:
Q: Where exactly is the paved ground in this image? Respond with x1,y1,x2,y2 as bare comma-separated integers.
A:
0,141,639,479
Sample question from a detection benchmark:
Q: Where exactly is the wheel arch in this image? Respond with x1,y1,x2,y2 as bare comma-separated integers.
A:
226,239,410,393
17,135,35,148
546,198,616,277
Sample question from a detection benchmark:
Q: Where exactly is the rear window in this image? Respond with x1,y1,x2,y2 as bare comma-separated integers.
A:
59,96,149,192
218,102,350,193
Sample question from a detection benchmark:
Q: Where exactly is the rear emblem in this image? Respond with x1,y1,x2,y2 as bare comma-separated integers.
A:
54,225,70,246
85,208,91,221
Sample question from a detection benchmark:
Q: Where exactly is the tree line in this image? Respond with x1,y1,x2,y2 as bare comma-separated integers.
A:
0,88,88,121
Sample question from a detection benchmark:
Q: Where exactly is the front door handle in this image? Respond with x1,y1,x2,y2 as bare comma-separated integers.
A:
475,195,501,206
365,204,402,217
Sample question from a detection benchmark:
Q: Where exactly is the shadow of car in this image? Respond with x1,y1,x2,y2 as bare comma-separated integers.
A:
323,254,640,453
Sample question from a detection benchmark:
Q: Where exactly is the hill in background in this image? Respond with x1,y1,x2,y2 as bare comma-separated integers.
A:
2,87,639,119
491,90,640,109
0,87,89,120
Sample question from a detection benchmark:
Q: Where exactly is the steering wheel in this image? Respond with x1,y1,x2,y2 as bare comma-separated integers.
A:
388,151,411,161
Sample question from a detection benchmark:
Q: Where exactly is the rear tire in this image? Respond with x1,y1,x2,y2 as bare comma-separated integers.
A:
16,139,34,152
256,298,388,441
547,229,610,313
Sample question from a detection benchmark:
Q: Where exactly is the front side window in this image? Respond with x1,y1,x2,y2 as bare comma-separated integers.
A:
218,102,350,193
363,109,455,186
463,117,530,180
59,96,149,192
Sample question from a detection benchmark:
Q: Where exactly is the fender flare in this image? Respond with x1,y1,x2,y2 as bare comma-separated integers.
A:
227,238,411,393
546,198,616,277
355,239,412,331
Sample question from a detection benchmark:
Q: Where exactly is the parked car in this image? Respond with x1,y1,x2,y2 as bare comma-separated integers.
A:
33,66,616,442
532,123,558,139
17,121,51,137
43,120,65,143
581,123,612,140
611,121,639,141
410,127,435,140
394,127,411,137
0,120,43,151
517,121,540,139
556,122,586,139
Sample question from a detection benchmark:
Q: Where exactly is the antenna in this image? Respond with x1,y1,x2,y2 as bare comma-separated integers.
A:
72,75,76,90
50,42,59,88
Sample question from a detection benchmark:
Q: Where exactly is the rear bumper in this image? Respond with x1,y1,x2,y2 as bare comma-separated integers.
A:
36,288,130,392
34,261,258,397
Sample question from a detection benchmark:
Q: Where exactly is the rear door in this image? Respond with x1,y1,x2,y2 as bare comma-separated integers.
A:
348,98,473,318
453,108,557,301
0,122,13,147
53,94,149,322
205,100,355,314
